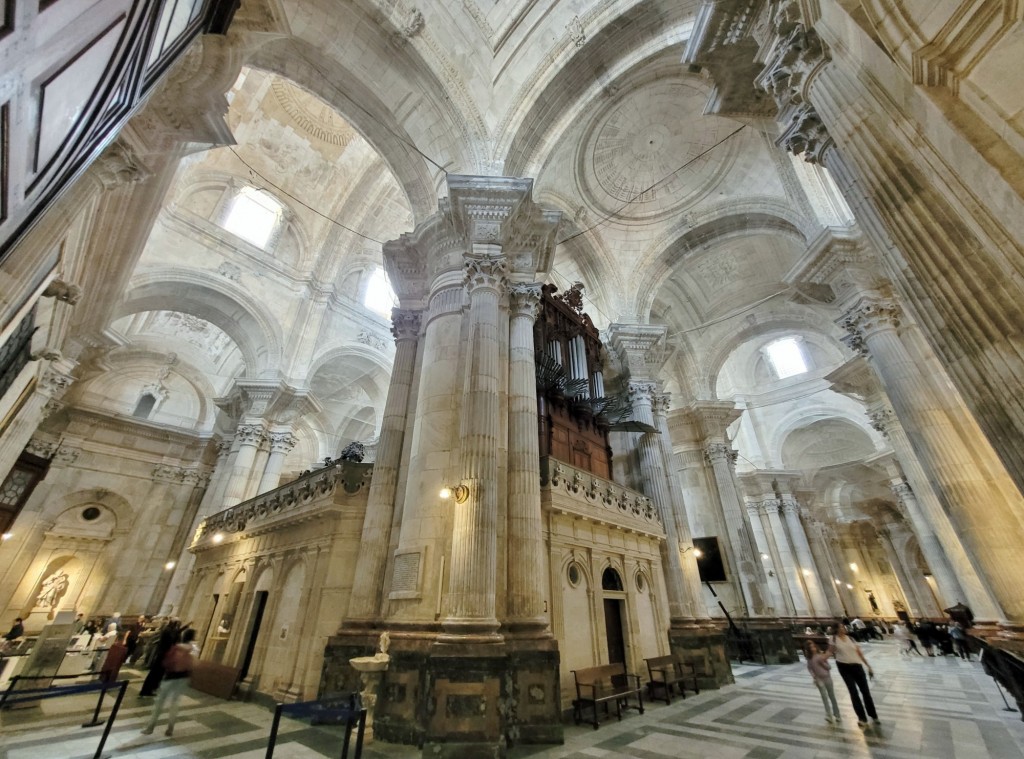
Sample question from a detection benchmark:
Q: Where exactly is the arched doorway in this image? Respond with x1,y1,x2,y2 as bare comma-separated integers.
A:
601,567,626,665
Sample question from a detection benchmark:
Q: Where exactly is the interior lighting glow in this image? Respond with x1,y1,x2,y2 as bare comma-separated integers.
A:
765,337,808,379
212,532,224,544
164,561,176,570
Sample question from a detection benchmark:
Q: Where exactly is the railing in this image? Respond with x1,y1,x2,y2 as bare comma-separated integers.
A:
540,457,662,531
975,637,1024,719
192,462,372,546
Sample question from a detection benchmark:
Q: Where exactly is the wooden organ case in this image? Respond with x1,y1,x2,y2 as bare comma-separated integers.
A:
535,284,613,479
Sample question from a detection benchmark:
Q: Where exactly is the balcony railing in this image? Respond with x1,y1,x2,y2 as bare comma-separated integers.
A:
191,462,372,548
540,457,662,532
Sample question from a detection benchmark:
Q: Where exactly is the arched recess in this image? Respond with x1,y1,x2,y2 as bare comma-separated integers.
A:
260,558,307,692
500,6,700,176
632,207,809,325
244,35,461,222
780,418,878,471
704,316,843,401
117,273,284,377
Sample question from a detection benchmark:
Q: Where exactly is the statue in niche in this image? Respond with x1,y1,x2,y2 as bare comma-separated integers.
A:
36,571,71,618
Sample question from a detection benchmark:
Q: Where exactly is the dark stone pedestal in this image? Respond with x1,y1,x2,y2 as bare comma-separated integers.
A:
742,620,798,664
669,621,733,689
321,632,561,758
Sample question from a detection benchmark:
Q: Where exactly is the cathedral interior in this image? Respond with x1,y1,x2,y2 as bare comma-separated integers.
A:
1,0,1024,755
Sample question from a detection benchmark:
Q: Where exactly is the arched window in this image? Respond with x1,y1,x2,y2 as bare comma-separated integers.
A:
363,267,397,316
221,186,283,249
601,567,624,592
132,393,157,419
764,336,808,379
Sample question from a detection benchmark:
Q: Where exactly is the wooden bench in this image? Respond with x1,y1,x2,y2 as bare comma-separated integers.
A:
644,655,700,704
571,663,644,730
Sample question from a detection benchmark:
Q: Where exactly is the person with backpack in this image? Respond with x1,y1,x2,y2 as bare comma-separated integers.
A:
141,628,196,737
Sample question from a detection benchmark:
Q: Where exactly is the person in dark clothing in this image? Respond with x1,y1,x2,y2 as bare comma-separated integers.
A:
3,617,24,641
138,619,180,697
99,632,129,683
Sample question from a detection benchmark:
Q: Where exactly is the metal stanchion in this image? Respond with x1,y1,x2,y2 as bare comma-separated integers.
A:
92,680,129,759
82,683,108,727
265,703,284,759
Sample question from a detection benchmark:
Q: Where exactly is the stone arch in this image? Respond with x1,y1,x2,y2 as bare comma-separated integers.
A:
244,35,461,222
779,417,878,471
500,7,699,177
633,206,809,325
117,272,284,377
50,488,134,529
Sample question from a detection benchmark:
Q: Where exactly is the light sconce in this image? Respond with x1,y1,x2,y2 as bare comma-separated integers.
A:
845,583,854,590
760,553,769,560
439,484,469,503
164,561,176,571
1,532,12,541
802,569,812,577
693,548,703,558
848,562,858,572
767,570,775,577
834,578,842,585
212,532,224,544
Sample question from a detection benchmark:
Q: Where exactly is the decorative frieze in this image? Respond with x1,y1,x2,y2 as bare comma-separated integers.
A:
541,458,661,531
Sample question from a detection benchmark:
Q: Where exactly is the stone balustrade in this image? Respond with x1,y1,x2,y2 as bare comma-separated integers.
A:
191,462,373,548
541,457,662,533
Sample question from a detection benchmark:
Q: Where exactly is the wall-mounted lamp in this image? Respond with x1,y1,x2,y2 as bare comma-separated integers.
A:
760,553,769,560
164,561,177,571
767,570,775,577
845,583,854,590
848,562,858,572
1,532,12,541
802,569,812,577
834,578,842,585
212,532,224,544
439,484,469,503
693,548,703,558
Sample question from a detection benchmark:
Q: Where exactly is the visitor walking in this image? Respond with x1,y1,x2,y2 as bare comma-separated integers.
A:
141,628,196,737
894,622,923,656
832,624,880,728
806,641,841,724
139,618,180,697
949,620,972,660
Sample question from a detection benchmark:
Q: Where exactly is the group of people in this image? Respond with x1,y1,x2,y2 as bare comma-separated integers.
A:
893,619,973,660
806,616,976,727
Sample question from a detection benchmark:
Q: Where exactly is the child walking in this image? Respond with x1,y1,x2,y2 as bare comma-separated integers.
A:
806,641,841,725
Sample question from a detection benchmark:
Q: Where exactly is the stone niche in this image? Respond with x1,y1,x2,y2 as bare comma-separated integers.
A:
321,634,561,756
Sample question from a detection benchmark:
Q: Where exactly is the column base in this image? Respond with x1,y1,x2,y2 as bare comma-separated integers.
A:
669,620,733,689
322,630,562,755
734,619,799,664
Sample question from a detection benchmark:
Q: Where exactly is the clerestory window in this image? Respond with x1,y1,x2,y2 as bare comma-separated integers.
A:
363,267,398,317
765,336,808,379
222,187,283,249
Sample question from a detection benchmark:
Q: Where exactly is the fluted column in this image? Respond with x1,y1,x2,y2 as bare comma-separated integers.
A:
443,254,506,638
257,431,298,494
631,383,694,623
877,524,924,618
842,296,1022,621
762,501,811,616
884,476,963,611
781,501,829,617
806,520,846,616
745,501,786,615
348,309,422,623
704,443,767,616
652,397,707,620
221,423,266,508
506,284,548,633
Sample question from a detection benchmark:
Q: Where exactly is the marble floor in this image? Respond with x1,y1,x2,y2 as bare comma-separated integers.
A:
1,642,1022,758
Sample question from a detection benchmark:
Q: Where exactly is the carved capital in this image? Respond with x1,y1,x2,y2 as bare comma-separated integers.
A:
508,283,543,319
777,103,835,165
390,309,422,341
890,479,913,501
759,499,782,516
464,255,508,294
627,381,657,405
868,406,897,438
268,432,298,454
703,442,733,464
782,499,803,517
235,423,266,445
838,296,901,351
651,393,671,416
92,139,149,188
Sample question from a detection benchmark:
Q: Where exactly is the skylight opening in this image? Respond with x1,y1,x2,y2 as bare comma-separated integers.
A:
364,267,397,317
223,187,282,248
766,337,808,379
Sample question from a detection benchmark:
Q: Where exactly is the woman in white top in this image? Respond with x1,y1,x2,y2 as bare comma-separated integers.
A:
831,624,879,727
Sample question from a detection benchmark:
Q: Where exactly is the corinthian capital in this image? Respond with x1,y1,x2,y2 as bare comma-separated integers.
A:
508,283,543,319
390,309,422,341
778,104,835,165
268,432,298,453
627,381,657,405
464,255,508,293
838,295,901,349
868,405,897,438
703,442,734,464
651,394,671,416
235,423,266,445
